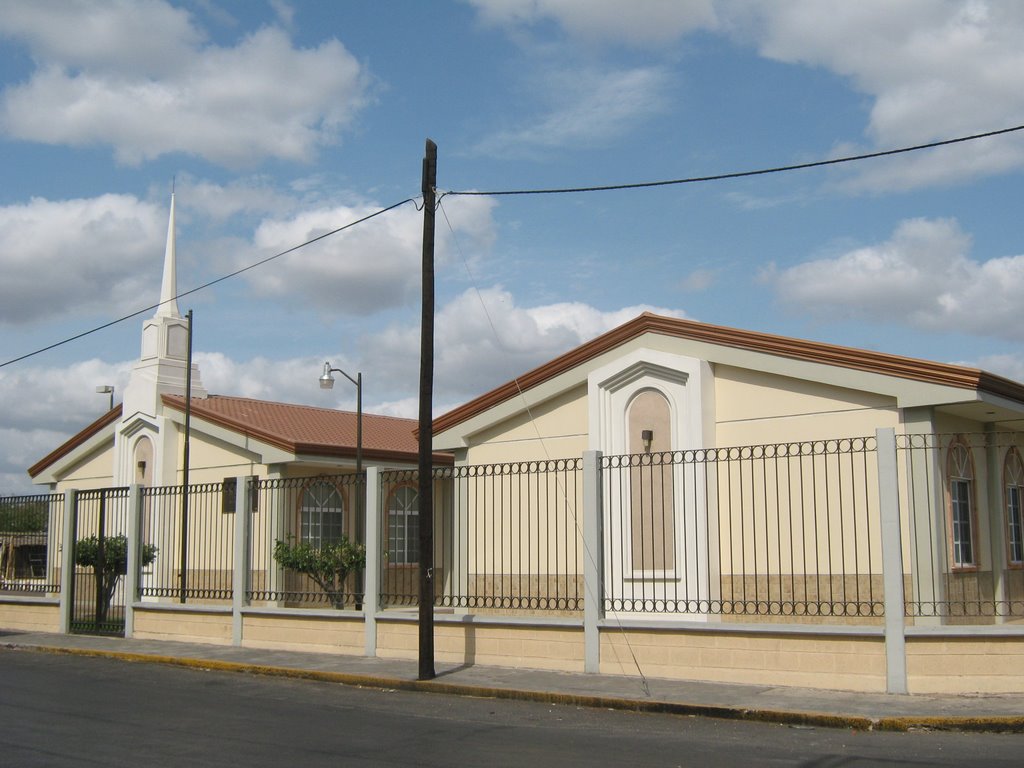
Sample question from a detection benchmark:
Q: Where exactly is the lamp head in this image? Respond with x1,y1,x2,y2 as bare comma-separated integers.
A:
319,362,335,389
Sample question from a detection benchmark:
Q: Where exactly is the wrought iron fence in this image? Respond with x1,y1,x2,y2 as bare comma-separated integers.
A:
898,431,1024,621
0,492,63,594
601,438,884,621
249,473,365,608
140,482,235,603
379,459,585,613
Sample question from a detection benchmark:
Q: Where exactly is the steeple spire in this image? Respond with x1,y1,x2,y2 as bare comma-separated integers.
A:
156,190,180,318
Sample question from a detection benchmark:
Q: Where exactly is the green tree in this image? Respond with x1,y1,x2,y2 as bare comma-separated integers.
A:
75,534,157,624
273,536,365,609
0,501,47,533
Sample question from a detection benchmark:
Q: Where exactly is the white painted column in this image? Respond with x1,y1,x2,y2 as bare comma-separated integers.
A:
364,466,381,656
876,428,907,694
583,450,603,673
59,489,77,634
232,476,252,646
124,485,143,638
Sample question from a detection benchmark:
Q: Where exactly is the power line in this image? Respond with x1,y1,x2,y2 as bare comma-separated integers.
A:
443,124,1024,197
0,197,417,369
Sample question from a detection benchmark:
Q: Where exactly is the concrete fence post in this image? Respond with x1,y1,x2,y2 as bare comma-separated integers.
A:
876,427,908,694
124,484,143,638
583,450,603,674
364,466,381,657
58,489,77,635
232,475,252,646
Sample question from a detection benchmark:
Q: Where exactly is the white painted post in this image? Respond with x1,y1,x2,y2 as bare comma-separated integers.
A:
124,484,143,638
583,450,603,673
59,489,77,634
232,476,252,646
364,466,381,657
876,428,908,694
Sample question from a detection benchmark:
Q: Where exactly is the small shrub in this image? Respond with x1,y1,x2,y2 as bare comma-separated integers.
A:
273,536,365,609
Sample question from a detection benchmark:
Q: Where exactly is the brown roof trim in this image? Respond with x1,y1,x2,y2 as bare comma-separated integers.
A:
433,312,1024,435
28,405,122,478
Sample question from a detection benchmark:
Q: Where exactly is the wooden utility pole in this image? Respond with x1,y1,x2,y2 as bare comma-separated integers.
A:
418,139,437,680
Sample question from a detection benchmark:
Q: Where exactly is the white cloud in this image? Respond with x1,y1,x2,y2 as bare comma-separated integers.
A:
474,66,671,156
466,0,718,45
0,3,368,167
364,286,687,403
723,0,1024,190
176,175,302,222
0,195,166,324
243,195,497,315
0,358,133,494
768,217,1024,341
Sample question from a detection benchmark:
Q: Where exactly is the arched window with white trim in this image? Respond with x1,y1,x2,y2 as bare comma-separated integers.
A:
387,485,420,565
1005,448,1024,566
947,438,977,569
299,480,345,549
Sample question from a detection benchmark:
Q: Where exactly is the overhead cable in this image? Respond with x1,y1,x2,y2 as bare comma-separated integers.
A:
443,124,1024,197
0,198,417,369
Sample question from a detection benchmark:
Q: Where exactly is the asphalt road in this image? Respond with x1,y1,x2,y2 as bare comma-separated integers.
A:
0,649,1021,767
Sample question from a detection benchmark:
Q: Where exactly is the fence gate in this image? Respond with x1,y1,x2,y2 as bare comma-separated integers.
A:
70,488,130,636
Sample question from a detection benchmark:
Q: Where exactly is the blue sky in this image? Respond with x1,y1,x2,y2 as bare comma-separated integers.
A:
3,0,1024,493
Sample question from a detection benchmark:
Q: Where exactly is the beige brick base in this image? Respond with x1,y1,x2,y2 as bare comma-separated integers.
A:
601,628,887,692
0,599,59,633
133,607,232,645
377,619,585,672
907,635,1024,694
241,612,364,655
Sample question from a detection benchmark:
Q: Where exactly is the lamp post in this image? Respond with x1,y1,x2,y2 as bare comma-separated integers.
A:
95,385,114,411
319,363,362,478
320,362,364,606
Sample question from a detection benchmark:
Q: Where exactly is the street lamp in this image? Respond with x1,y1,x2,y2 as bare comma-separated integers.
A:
95,384,114,411
319,361,363,480
320,361,364,605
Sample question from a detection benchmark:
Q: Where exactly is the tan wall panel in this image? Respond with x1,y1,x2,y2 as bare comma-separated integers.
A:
907,636,1024,694
376,620,584,671
241,613,364,655
0,601,60,633
132,608,233,645
600,629,886,692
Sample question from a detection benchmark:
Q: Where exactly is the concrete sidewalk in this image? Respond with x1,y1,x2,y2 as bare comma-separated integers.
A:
3,629,1022,732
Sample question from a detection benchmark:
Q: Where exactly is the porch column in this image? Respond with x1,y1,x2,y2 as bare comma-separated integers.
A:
583,450,603,673
58,489,77,634
902,407,945,626
984,425,1008,622
124,484,143,638
232,475,253,646
876,428,907,694
364,466,381,656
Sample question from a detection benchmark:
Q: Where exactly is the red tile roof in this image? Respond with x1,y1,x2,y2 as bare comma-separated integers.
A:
28,394,450,479
162,395,450,463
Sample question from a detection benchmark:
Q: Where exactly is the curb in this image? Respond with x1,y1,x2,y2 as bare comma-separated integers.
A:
11,643,1024,734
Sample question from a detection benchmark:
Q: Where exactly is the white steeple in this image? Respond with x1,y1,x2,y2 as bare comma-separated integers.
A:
116,191,207,486
156,191,180,318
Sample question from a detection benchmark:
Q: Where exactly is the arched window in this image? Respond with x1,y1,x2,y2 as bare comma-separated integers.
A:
299,480,345,549
133,437,153,486
627,389,674,573
947,438,977,569
1005,448,1024,566
387,486,419,565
